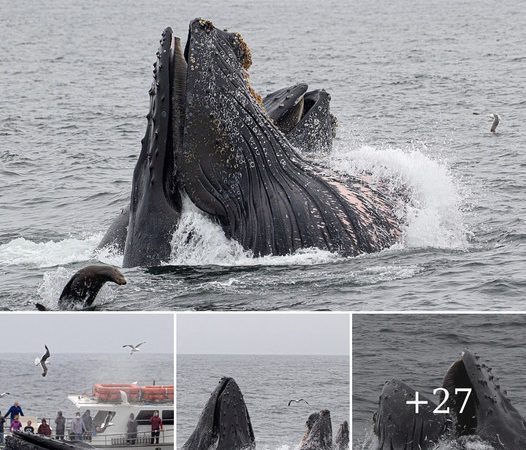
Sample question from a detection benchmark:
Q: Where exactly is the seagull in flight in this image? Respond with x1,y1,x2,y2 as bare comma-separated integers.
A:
34,345,50,377
123,342,146,355
490,113,500,133
288,398,310,406
0,392,10,398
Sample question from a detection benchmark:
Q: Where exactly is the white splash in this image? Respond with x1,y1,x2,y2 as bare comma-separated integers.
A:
0,234,123,267
327,142,468,250
168,196,341,266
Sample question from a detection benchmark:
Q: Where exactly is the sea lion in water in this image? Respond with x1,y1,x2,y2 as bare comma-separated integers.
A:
36,265,126,311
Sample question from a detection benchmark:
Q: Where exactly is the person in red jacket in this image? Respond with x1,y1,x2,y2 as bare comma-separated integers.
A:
37,419,52,437
150,411,163,444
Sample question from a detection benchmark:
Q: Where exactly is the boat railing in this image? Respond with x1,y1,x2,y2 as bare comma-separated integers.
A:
75,429,174,446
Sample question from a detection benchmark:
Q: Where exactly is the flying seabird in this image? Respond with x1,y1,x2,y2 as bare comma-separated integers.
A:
490,113,500,133
122,342,146,355
34,345,50,377
0,392,10,398
288,398,310,406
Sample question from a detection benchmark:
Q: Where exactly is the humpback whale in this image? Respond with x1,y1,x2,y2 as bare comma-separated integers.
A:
36,265,126,311
182,377,255,450
183,377,347,449
373,379,445,450
300,410,333,450
100,18,403,268
334,421,349,450
7,431,95,449
299,410,349,450
372,351,526,449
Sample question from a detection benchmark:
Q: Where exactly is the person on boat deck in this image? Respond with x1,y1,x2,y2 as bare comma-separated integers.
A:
127,413,138,445
82,410,94,441
0,412,5,444
71,412,86,440
24,419,35,433
150,410,163,444
38,418,52,436
10,415,22,432
4,401,24,423
55,411,66,440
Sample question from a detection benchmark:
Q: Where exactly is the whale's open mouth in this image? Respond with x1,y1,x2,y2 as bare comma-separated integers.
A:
115,18,401,268
442,353,478,435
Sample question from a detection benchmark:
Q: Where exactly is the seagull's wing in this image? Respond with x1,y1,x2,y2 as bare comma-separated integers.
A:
41,360,48,377
288,400,293,406
34,357,41,366
298,399,309,405
41,345,51,363
122,345,133,349
135,342,147,348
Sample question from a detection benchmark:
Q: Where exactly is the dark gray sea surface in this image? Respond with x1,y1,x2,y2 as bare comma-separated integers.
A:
0,353,173,420
177,354,349,449
1,0,524,310
352,314,526,449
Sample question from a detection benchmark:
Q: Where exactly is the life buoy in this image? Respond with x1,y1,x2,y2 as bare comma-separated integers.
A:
93,384,141,402
92,384,174,402
141,386,174,401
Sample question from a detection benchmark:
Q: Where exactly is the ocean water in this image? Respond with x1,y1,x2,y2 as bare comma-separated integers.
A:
0,353,173,420
177,354,349,449
1,0,525,310
352,315,526,449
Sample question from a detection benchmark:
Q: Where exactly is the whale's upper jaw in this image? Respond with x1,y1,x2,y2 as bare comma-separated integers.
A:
182,377,255,450
442,350,526,448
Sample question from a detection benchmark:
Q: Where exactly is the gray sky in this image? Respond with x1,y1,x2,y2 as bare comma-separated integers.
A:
0,313,173,353
177,314,349,355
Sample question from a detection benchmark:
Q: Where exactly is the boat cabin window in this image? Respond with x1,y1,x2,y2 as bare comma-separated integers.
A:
136,410,156,425
162,410,174,425
93,411,115,433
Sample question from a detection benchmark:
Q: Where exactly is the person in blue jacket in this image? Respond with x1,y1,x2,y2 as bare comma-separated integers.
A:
4,401,24,423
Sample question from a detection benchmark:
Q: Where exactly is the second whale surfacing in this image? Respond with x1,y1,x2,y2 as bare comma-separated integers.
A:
100,18,403,268
373,351,526,450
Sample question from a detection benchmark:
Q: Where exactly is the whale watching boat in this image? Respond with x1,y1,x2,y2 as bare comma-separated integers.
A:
7,384,174,449
68,383,174,448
